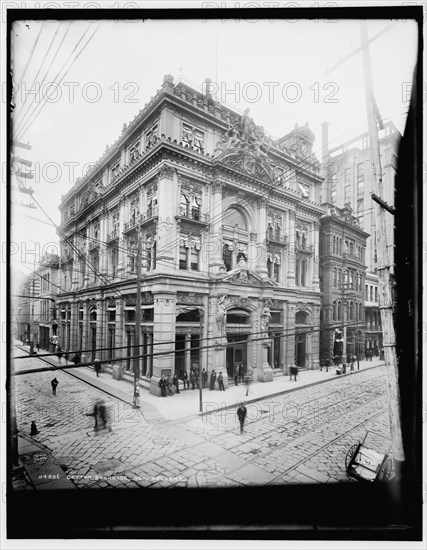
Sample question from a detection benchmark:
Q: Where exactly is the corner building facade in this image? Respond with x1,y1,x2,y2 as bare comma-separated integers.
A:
57,75,324,395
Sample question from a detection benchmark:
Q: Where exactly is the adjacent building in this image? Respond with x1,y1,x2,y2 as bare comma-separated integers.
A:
321,121,400,353
319,204,369,361
56,75,325,395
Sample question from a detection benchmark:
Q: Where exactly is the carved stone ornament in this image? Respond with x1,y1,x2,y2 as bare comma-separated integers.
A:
177,292,204,305
213,108,273,183
158,164,175,180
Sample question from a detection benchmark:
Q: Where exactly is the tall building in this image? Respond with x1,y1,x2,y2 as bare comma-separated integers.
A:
35,253,60,350
56,75,325,396
321,121,400,353
319,204,369,361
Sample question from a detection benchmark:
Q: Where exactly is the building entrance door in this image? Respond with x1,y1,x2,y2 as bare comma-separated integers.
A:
295,333,306,367
226,336,247,378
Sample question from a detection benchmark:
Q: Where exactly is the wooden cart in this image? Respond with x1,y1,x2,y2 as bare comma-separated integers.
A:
345,431,394,482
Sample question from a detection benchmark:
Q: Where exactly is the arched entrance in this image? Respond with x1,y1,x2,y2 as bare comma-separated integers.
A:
295,310,310,368
226,308,251,378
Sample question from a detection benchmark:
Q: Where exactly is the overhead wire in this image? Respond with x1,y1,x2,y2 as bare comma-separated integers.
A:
14,22,73,136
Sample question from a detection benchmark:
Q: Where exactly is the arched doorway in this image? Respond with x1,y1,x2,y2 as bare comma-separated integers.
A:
226,308,250,378
295,310,310,368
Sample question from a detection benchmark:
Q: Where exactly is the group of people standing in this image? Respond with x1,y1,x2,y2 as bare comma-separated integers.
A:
158,368,229,396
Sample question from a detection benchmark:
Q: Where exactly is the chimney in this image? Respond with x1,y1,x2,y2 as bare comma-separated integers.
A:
204,77,216,106
321,121,329,162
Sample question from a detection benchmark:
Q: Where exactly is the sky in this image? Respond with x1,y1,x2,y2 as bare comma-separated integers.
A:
9,16,418,279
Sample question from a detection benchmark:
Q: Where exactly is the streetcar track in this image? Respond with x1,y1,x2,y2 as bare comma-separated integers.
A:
14,345,390,486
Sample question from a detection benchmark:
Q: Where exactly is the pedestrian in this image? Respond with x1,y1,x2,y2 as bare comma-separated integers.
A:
236,403,247,434
56,345,63,363
30,420,39,436
166,374,174,395
92,400,100,428
202,368,208,389
210,369,216,390
51,377,59,396
98,400,112,432
172,373,180,394
72,351,82,365
159,375,167,397
244,373,251,396
36,342,40,352
183,370,189,390
189,368,195,390
218,371,225,391
194,369,200,389
291,362,298,382
94,358,101,377
239,364,244,383
234,366,239,386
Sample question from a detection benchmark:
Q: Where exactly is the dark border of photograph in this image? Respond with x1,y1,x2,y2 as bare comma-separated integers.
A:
5,4,424,541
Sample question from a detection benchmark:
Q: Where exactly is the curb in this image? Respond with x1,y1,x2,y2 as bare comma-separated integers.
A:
199,362,384,416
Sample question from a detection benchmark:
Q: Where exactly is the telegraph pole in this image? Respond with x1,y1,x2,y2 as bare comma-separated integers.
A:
360,21,404,472
133,229,141,408
324,22,405,476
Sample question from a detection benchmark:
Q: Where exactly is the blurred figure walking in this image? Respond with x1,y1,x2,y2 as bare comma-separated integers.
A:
237,403,247,434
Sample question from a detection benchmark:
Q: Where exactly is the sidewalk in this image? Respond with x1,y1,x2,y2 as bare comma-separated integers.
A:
14,343,385,422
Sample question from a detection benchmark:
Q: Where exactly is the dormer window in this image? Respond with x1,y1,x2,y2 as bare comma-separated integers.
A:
145,123,158,148
129,140,140,162
111,160,120,180
182,123,205,153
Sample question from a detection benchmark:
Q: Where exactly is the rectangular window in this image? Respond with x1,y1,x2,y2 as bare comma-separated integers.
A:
179,246,187,270
145,123,158,148
108,328,115,361
190,248,199,271
344,184,351,203
273,262,280,282
182,123,205,153
129,140,140,162
374,287,378,302
295,259,300,286
142,308,154,322
345,167,351,183
301,260,307,287
331,189,337,203
111,160,120,180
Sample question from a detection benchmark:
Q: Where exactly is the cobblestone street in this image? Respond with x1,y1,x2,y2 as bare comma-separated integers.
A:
13,351,390,489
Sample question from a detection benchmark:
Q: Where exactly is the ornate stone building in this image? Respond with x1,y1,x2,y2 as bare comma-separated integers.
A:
56,75,324,395
319,204,369,361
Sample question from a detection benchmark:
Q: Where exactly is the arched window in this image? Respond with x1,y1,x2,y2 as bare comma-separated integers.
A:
333,268,338,287
295,311,310,325
349,301,354,320
226,309,250,324
337,301,342,320
223,208,247,230
332,300,337,321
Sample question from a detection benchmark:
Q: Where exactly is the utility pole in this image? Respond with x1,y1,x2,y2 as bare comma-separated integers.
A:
133,229,141,409
324,21,405,478
360,21,405,472
199,308,204,413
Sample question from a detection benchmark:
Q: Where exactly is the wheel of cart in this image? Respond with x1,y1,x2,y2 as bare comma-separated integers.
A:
345,430,394,482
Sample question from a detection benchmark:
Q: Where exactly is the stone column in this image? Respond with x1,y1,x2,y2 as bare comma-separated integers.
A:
99,211,108,278
156,165,178,272
184,333,191,377
149,290,176,396
69,300,78,353
96,298,105,362
208,178,224,274
285,303,296,372
288,211,296,287
312,221,320,290
255,199,268,278
117,198,127,279
257,300,273,382
147,333,153,377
